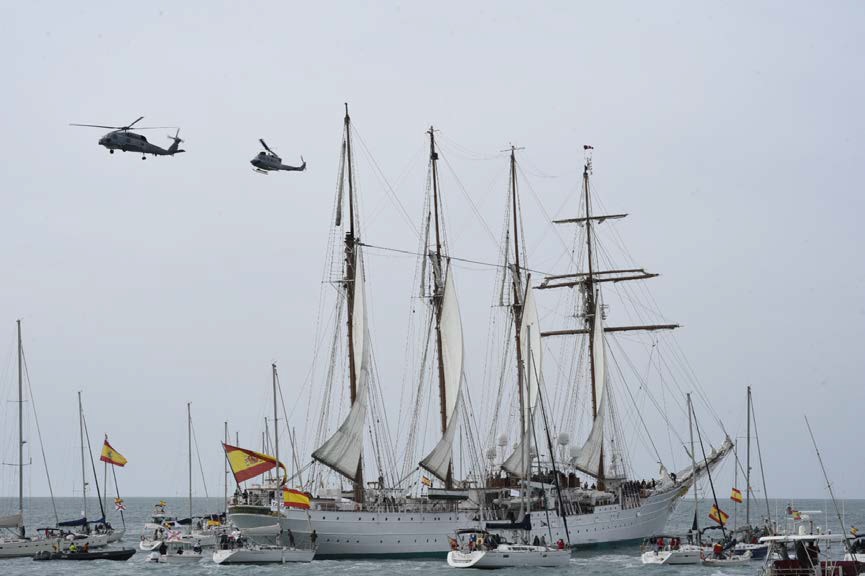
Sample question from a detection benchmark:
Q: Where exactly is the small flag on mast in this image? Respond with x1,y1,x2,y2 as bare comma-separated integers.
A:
730,487,743,503
709,505,729,526
100,438,128,467
114,497,126,511
283,488,311,510
420,476,432,487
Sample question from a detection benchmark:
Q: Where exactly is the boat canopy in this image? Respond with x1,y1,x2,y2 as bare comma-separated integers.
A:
58,516,105,527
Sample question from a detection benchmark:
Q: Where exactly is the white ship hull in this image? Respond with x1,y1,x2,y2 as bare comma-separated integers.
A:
641,546,704,565
230,485,684,558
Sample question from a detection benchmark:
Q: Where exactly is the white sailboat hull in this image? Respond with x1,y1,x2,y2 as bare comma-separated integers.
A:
0,537,58,558
641,546,704,565
447,546,570,568
212,547,315,564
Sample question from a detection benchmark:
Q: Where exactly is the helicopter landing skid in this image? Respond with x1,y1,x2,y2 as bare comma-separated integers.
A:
252,167,269,175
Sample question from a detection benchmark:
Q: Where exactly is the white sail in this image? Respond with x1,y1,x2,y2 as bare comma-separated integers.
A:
420,266,464,481
0,512,22,529
572,294,607,477
502,286,542,477
312,246,370,480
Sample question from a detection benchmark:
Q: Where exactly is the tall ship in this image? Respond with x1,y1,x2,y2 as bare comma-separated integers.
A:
228,113,732,557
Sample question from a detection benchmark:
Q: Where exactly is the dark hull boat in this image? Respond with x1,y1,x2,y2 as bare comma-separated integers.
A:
33,548,136,561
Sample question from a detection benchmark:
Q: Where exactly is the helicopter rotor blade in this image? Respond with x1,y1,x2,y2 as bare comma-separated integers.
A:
259,139,275,155
69,123,122,129
125,116,144,130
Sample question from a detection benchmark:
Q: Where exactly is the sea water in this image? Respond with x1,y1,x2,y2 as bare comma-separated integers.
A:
1,497,862,575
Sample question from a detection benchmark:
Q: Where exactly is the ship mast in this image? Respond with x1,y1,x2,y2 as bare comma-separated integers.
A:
272,363,280,485
343,103,364,502
428,126,453,488
507,146,530,500
538,147,679,486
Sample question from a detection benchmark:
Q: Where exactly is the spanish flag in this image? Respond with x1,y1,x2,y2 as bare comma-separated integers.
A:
100,438,128,467
709,505,729,526
223,443,286,483
283,488,311,510
792,510,802,521
420,475,432,487
730,487,743,503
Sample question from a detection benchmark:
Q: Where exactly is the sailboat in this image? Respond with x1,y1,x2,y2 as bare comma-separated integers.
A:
54,392,118,549
0,321,60,558
481,147,733,546
140,403,218,555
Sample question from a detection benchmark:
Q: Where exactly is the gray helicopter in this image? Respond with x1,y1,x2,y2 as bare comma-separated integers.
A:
251,139,306,174
70,116,185,159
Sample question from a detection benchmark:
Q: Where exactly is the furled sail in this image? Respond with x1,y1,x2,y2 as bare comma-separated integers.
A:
312,246,370,481
572,294,607,477
0,512,22,528
420,266,464,481
502,286,542,477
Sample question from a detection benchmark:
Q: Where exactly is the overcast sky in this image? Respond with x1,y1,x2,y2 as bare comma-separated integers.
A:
1,1,863,502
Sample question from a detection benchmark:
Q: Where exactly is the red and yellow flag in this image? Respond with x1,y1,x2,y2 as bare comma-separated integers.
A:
100,439,128,467
709,505,729,526
223,443,286,483
730,487,743,503
283,488,311,510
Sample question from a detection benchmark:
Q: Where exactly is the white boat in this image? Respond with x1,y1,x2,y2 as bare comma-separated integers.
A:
145,541,203,564
213,546,314,564
446,530,569,569
703,549,752,565
640,536,704,565
0,533,58,559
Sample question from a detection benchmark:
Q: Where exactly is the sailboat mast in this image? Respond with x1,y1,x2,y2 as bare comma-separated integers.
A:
746,385,752,526
17,320,24,538
187,402,192,521
223,421,228,514
688,393,698,533
342,103,364,500
428,127,453,488
273,363,280,484
79,391,87,519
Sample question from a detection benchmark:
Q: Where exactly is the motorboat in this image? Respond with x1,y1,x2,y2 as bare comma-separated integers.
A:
33,548,136,561
446,529,570,569
759,533,861,576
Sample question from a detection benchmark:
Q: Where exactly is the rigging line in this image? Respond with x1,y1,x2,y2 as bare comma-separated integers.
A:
606,341,664,466
436,135,504,161
349,122,419,238
516,163,578,269
190,423,209,499
437,149,500,248
80,405,107,520
750,399,772,523
21,347,58,525
357,241,557,277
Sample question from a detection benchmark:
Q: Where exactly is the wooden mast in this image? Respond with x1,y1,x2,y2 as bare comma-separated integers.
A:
508,146,529,497
343,103,364,502
428,126,453,488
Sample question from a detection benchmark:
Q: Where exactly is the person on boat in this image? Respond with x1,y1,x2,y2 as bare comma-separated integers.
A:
533,535,540,546
449,537,459,551
68,542,78,553
557,539,566,550
712,542,724,559
83,542,89,553
310,529,318,548
193,543,202,554
288,529,295,548
656,537,665,552
671,537,679,550
158,542,167,555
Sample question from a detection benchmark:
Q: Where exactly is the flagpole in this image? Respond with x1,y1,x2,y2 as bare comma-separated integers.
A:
224,421,228,516
110,458,126,529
